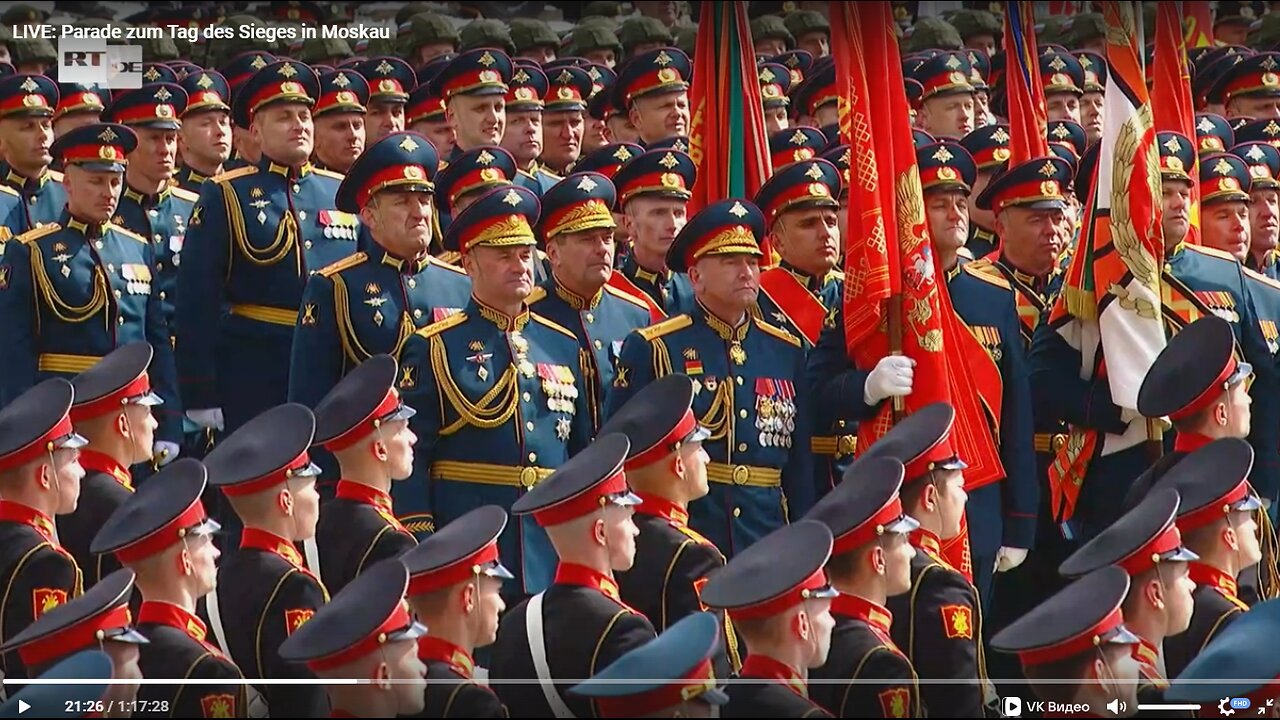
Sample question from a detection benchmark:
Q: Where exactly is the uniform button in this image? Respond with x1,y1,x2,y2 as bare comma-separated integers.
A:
736,376,744,386
156,261,164,270
593,339,602,350
732,507,742,518
113,289,121,298
737,443,748,452
153,234,162,242
408,278,416,288
299,210,307,221
528,452,538,463
159,291,166,300
837,420,846,428
526,421,535,431
107,263,115,272
292,184,300,193
148,209,158,217
95,241,104,250
523,392,532,402
413,309,422,318
27,196,35,205
739,409,748,419
117,316,125,325
585,312,594,323
304,240,312,249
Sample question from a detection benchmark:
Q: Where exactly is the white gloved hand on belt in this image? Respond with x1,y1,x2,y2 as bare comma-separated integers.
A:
994,546,1029,573
864,355,916,405
186,408,225,432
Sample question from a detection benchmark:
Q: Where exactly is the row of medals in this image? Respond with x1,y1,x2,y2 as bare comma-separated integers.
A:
757,393,796,449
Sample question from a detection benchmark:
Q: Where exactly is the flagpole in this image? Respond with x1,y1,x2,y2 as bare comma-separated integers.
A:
888,295,905,422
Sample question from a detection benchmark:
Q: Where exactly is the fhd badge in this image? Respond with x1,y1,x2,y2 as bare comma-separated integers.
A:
58,38,142,89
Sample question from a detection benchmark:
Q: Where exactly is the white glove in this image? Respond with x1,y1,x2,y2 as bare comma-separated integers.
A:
186,408,225,432
863,355,915,405
1120,407,1141,424
153,441,181,467
994,546,1029,573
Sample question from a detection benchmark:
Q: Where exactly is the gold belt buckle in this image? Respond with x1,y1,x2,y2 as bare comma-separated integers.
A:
731,465,750,485
837,434,857,457
519,467,539,489
1052,433,1068,452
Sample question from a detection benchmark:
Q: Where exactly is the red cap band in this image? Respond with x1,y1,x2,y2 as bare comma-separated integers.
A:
1017,606,1125,666
112,102,178,126
441,69,507,100
220,450,312,497
1168,356,1236,421
406,542,500,597
407,94,445,124
596,658,718,718
626,409,696,470
533,470,629,527
446,166,510,207
17,605,132,668
617,170,691,205
920,164,970,193
991,178,1066,213
727,567,829,621
306,600,414,672
919,70,973,100
621,68,687,105
323,387,402,453
71,372,152,423
371,78,408,100
356,164,432,208
54,90,104,120
0,91,51,117
832,497,906,556
61,144,127,166
1177,479,1252,533
114,499,208,564
314,89,365,116
247,80,313,119
903,431,958,480
0,413,74,473
1116,523,1184,576
759,179,835,225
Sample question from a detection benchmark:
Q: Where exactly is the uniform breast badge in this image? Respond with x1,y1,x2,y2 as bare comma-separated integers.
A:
729,340,747,365
467,341,493,381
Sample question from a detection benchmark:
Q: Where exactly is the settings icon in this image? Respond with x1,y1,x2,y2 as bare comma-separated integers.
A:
1220,697,1236,716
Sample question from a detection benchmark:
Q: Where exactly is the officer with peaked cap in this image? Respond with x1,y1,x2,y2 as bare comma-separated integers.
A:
0,74,65,235
805,457,923,718
1059,489,1197,709
759,62,794,135
1147,438,1264,679
855,403,987,717
176,59,357,448
52,83,107,140
612,48,692,146
311,69,370,175
991,566,1143,712
488,434,657,717
63,344,162,587
919,139,1038,607
701,520,837,717
528,172,650,431
401,505,513,717
407,57,457,160
279,558,428,716
288,131,471,410
569,611,731,718
500,61,558,198
311,355,418,594
606,146,698,318
1166,596,1280,712
578,62,616,156
104,82,199,357
0,379,87,681
542,65,594,175
791,57,838,129
357,56,416,144
174,69,233,194
1076,50,1106,143
958,123,1011,259
431,48,515,165
1234,141,1280,278
912,51,977,140
216,51,275,170
432,145,519,245
973,154,1073,343
608,199,816,556
1211,51,1280,121
570,141,644,181
0,650,114,717
0,569,145,701
90,458,247,717
1199,152,1255,261
1195,112,1235,156
603,375,737,678
768,125,826,171
397,184,593,596
1039,48,1086,126
0,123,182,460
202,403,329,717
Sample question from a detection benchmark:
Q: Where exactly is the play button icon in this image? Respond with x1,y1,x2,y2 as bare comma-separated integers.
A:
17,699,28,713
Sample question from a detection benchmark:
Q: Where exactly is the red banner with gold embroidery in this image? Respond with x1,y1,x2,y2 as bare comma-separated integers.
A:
1152,2,1201,246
